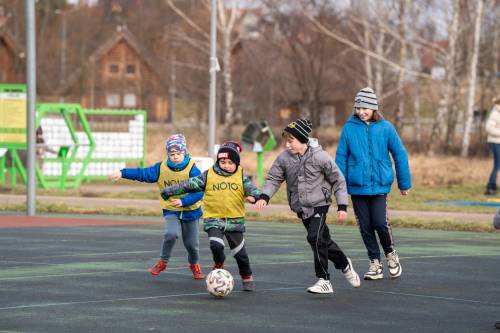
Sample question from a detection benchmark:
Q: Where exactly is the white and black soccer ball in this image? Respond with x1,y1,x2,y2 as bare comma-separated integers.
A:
206,269,234,297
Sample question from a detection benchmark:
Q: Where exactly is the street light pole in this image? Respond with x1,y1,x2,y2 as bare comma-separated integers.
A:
168,41,176,124
25,0,36,216
208,0,218,158
60,11,66,102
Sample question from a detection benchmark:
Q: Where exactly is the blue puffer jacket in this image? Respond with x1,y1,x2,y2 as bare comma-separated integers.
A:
335,115,412,195
120,157,203,221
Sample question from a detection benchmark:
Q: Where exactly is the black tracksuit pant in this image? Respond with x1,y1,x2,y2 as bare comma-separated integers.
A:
351,194,394,261
207,228,252,276
301,210,349,280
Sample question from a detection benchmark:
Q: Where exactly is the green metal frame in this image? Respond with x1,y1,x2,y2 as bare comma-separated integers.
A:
1,103,146,190
80,108,147,181
35,103,95,190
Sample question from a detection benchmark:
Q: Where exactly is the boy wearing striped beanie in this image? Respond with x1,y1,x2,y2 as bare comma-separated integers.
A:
256,118,361,294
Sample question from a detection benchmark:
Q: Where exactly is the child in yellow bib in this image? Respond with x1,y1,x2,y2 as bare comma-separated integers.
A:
161,141,261,291
109,134,204,280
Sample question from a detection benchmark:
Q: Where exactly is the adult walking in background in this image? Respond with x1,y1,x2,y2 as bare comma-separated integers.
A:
485,97,500,195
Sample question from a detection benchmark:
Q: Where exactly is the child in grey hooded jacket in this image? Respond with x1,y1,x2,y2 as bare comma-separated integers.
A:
256,118,360,294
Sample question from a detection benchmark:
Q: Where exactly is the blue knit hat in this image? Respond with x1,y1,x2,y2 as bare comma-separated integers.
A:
166,134,187,154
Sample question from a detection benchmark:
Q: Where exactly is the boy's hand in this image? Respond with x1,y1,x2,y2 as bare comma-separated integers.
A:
170,199,183,207
109,171,121,182
400,190,410,196
337,210,347,222
255,199,268,209
245,196,256,204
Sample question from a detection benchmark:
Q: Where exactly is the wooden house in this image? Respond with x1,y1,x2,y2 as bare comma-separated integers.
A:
58,26,169,122
0,28,24,83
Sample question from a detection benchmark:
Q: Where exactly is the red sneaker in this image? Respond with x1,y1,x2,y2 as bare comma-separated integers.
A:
189,263,205,280
148,260,167,276
212,262,224,270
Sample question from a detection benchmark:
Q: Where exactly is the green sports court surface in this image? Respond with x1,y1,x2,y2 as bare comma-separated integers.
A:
0,213,498,333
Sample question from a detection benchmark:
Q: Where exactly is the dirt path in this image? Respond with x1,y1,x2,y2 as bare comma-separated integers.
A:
1,194,493,223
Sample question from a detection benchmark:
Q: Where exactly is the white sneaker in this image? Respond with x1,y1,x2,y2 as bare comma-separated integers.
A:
307,278,333,294
364,259,383,280
386,250,402,279
342,258,361,287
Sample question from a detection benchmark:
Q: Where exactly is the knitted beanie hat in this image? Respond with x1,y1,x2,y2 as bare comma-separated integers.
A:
283,118,312,144
354,87,379,111
217,141,242,166
165,134,187,154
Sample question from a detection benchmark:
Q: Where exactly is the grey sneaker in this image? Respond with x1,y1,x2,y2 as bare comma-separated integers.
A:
342,258,361,287
364,259,383,280
386,251,402,279
307,278,333,294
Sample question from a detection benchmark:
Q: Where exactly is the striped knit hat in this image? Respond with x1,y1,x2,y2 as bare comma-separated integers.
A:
283,118,312,144
354,87,378,111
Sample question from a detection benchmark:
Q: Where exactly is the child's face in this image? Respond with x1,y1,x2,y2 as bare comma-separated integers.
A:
218,158,237,173
168,151,185,163
284,135,306,155
355,107,375,121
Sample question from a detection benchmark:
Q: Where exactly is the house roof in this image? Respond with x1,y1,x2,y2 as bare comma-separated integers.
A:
0,27,24,60
57,25,169,96
0,27,54,93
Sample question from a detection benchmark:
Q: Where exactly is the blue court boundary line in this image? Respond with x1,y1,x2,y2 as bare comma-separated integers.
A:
427,201,500,207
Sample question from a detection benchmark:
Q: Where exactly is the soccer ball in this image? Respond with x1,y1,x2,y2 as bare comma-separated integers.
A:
206,269,234,297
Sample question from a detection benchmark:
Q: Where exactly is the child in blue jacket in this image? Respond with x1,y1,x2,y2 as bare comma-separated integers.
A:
109,134,205,280
335,87,412,280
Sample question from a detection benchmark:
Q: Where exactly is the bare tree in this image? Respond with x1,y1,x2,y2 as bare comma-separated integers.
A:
345,1,401,98
488,0,500,97
461,0,484,157
395,0,407,132
408,0,422,148
165,0,242,137
217,0,239,135
258,0,341,126
428,0,460,155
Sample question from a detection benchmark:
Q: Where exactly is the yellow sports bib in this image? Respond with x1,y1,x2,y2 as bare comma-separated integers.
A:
203,166,245,218
157,159,201,211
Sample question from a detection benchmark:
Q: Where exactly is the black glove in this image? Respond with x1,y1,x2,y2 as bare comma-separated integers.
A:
258,193,270,204
161,190,170,201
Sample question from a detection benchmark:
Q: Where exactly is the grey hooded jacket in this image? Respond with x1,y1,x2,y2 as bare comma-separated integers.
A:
262,139,348,219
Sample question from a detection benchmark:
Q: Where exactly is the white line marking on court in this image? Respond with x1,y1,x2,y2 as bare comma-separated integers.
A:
0,286,303,311
2,250,157,260
1,253,498,281
0,267,187,281
372,290,500,306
